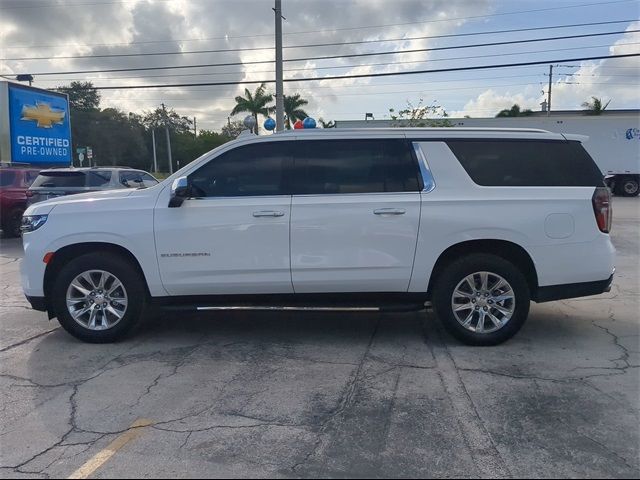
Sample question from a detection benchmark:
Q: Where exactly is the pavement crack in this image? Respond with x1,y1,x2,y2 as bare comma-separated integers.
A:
0,327,60,353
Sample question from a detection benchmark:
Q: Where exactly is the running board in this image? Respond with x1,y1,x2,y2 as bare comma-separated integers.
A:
160,303,431,313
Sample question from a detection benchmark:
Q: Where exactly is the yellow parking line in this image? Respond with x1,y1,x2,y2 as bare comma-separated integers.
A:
67,419,153,479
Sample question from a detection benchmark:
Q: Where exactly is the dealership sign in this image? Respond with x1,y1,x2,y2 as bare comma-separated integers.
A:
0,82,72,165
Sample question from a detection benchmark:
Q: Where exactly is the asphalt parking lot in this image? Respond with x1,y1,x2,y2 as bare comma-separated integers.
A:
0,198,638,479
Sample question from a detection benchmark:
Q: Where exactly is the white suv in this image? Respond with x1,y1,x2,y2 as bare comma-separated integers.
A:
20,128,615,345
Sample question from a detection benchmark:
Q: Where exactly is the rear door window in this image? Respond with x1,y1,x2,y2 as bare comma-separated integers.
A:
293,139,421,194
446,140,604,187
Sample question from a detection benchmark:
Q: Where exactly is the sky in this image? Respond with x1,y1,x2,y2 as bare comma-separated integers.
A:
0,0,639,131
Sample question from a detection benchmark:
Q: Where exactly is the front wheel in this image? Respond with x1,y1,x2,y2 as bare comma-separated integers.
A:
51,252,146,343
432,254,530,346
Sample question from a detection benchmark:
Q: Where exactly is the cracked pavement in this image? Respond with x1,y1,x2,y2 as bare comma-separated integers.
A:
0,198,638,478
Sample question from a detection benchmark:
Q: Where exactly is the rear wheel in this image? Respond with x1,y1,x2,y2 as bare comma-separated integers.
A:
619,177,639,197
432,254,530,346
52,252,146,343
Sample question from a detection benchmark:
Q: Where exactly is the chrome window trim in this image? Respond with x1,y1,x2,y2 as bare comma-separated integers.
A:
412,143,436,193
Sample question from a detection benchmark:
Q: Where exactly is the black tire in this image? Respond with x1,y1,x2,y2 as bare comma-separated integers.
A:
432,253,530,346
1,207,24,238
619,177,639,197
51,252,146,343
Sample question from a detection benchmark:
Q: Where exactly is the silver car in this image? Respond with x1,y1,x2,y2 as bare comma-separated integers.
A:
27,167,159,205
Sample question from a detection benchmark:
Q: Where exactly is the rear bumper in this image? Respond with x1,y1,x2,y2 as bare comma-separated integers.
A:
534,273,614,303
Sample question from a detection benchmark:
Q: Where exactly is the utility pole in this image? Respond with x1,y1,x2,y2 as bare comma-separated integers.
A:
161,103,173,174
547,64,553,117
274,0,285,132
193,117,197,137
151,129,158,173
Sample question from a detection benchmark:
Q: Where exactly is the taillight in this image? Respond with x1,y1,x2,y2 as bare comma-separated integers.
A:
592,187,612,233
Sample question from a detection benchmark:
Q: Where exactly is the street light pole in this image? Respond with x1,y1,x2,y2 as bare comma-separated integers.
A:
274,0,284,132
161,103,173,174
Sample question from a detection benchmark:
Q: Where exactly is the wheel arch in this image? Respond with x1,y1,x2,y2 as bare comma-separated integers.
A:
44,242,150,316
427,239,539,299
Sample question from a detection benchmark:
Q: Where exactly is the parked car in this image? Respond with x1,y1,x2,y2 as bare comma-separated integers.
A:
0,164,41,237
27,167,158,206
20,128,615,345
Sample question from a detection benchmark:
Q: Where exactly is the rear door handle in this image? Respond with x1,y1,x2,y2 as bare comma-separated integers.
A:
374,208,406,215
252,210,285,217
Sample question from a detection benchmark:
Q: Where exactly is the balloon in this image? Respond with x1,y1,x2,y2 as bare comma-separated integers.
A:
293,119,304,129
303,117,317,129
264,118,276,131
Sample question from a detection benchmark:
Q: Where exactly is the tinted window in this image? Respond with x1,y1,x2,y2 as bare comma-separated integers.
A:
25,171,40,185
447,140,604,187
120,170,144,188
0,171,16,187
140,173,158,188
189,142,291,197
87,171,112,187
31,172,86,188
294,139,420,194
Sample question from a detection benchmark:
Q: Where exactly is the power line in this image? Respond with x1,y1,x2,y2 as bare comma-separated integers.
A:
2,0,635,48
282,0,637,36
29,42,640,86
4,19,637,61
58,53,640,91
9,29,638,77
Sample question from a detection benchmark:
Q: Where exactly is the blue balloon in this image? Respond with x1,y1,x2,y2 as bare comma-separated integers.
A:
303,117,316,129
264,117,276,131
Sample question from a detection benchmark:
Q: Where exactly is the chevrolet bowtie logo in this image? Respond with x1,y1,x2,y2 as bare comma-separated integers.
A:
21,102,66,128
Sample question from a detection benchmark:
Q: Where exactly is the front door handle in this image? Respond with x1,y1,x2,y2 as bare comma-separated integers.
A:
374,208,406,215
252,210,285,217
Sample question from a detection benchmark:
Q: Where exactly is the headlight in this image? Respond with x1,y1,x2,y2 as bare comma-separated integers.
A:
21,215,48,233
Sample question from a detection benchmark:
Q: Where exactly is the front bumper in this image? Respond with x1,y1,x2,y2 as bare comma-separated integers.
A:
534,272,614,303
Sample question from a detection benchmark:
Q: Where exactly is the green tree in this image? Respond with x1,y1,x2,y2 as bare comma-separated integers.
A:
496,104,533,117
71,108,148,168
230,83,274,134
582,96,611,115
171,130,230,169
142,106,193,133
389,99,451,127
221,120,246,139
57,81,101,112
283,93,309,129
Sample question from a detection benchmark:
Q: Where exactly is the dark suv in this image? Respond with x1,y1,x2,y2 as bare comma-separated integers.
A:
27,167,158,206
0,164,41,237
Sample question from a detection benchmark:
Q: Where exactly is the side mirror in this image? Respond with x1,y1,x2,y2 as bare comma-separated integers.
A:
169,176,189,208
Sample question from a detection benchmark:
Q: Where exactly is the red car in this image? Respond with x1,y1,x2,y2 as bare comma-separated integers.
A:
0,165,41,237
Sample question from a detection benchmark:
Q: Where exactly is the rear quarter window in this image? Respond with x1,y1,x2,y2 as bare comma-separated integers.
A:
446,140,604,187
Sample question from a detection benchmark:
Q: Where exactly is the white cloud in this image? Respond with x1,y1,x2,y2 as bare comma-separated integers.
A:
450,22,640,118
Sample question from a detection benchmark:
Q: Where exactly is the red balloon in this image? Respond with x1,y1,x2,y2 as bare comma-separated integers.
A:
293,119,304,129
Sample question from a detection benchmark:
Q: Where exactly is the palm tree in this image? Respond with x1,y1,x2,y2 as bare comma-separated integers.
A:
582,96,611,115
284,93,309,129
230,83,274,134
